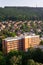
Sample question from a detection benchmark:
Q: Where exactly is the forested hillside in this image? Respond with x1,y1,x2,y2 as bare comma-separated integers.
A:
0,7,43,21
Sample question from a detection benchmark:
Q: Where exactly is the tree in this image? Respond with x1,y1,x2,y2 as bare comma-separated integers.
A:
40,41,43,45
10,55,22,65
10,32,16,37
0,51,6,65
32,48,43,63
27,59,35,65
6,50,22,65
35,62,40,65
0,38,2,51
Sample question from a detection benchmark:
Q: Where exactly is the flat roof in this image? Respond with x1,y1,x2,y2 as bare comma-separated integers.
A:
3,35,39,42
4,37,22,41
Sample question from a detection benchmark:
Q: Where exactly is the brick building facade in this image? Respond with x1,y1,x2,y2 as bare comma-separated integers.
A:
2,35,40,54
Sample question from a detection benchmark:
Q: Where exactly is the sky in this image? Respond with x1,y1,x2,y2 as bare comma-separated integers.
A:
0,0,43,7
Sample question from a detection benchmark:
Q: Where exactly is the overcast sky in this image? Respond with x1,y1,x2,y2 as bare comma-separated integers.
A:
0,0,43,7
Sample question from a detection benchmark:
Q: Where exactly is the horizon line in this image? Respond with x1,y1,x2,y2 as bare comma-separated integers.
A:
0,6,43,8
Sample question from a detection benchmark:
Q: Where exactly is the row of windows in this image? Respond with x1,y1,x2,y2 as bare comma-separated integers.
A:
7,46,23,49
7,43,23,46
7,45,23,48
7,47,18,50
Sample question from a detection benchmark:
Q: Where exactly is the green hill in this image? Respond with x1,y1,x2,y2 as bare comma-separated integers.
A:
0,7,43,21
